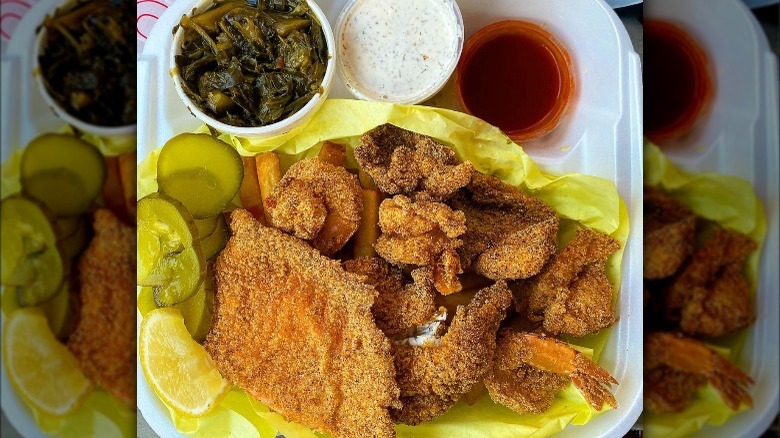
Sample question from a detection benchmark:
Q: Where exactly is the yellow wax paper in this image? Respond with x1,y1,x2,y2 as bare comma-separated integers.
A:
137,99,631,438
0,131,136,437
643,141,767,438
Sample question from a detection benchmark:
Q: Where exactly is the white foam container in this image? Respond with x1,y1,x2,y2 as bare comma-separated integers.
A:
645,0,780,437
0,1,135,436
137,0,643,437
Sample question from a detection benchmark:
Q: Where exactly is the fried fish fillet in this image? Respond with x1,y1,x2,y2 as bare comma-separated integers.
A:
391,281,511,424
265,158,362,256
519,228,620,337
665,228,757,337
375,195,466,294
450,172,558,280
344,257,437,338
205,210,400,438
67,209,135,406
643,186,696,279
355,124,473,201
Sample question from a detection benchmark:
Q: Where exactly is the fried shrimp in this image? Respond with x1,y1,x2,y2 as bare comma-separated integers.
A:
354,124,473,201
519,228,620,336
265,158,362,256
644,186,697,279
665,228,757,337
450,172,558,280
485,331,618,414
375,195,466,294
645,332,753,413
391,281,512,424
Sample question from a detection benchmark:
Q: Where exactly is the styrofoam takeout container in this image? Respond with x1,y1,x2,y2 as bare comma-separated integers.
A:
170,0,336,138
645,0,780,436
137,0,643,436
1,0,134,436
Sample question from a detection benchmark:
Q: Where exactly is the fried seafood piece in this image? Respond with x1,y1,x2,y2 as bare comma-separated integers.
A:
391,281,512,424
265,158,362,256
644,186,697,279
665,228,757,337
344,257,437,337
205,210,400,438
645,332,753,413
519,228,620,336
67,209,136,406
450,172,558,280
354,124,474,201
484,331,618,414
375,195,466,295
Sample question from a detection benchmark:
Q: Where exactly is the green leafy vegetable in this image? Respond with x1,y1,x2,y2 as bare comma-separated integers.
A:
175,0,328,127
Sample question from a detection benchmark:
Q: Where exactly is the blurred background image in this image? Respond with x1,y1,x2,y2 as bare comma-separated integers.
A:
1,0,136,437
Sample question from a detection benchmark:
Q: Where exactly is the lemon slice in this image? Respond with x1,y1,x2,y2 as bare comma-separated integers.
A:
140,308,228,417
3,308,91,415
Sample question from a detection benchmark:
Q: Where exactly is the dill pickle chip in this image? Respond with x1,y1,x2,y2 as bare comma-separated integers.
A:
194,216,219,240
20,134,106,217
0,196,67,305
59,219,90,261
55,217,82,240
157,133,243,219
153,246,205,307
200,214,229,260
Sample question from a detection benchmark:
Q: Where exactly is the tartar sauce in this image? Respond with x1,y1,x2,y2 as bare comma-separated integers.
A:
337,0,463,103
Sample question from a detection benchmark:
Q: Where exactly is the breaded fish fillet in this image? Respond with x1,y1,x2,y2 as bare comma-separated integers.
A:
391,281,511,424
643,186,696,279
67,209,135,406
205,210,400,438
450,172,558,281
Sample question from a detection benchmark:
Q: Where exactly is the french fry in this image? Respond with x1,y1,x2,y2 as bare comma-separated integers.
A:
318,141,347,166
239,155,265,222
117,152,136,222
358,169,378,190
102,156,126,219
353,188,380,258
313,213,356,257
255,152,282,225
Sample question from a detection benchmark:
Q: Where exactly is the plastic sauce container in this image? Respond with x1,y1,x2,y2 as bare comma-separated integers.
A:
336,0,464,104
644,20,714,144
455,20,574,143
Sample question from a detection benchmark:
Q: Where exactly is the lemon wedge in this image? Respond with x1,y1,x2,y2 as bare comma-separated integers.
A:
3,308,91,415
140,308,228,417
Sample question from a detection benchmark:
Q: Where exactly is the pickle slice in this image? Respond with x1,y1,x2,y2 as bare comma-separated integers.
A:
138,193,199,285
138,193,206,306
176,271,215,342
55,217,82,240
201,214,230,260
153,246,205,307
20,134,106,217
7,198,68,306
59,219,90,261
194,216,219,240
156,133,243,219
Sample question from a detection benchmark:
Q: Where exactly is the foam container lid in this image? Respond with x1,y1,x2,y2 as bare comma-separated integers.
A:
645,0,780,436
136,0,643,437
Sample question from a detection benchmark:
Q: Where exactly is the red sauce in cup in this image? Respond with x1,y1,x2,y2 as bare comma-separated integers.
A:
644,21,713,144
455,21,574,142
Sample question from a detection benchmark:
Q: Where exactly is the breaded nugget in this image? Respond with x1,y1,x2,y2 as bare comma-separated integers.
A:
375,195,466,294
265,158,362,256
205,210,400,438
391,281,512,424
67,209,136,406
355,124,473,201
519,228,620,337
344,257,437,337
644,186,697,279
450,172,558,280
665,228,757,337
